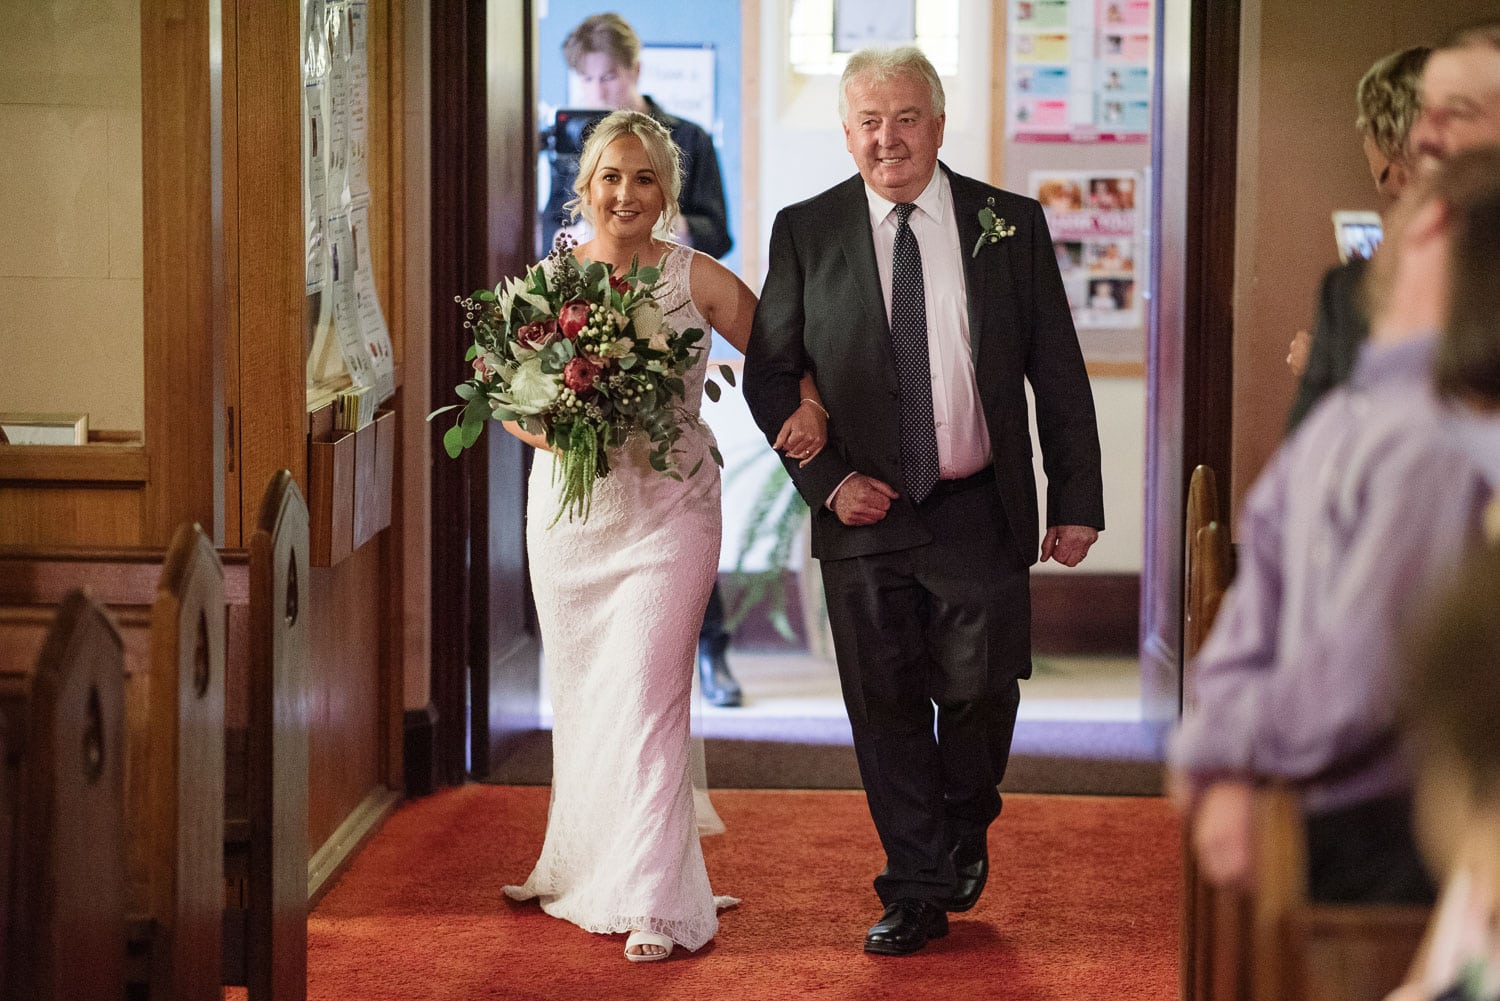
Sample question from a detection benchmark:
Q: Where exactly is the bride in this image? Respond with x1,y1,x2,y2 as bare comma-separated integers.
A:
500,110,828,962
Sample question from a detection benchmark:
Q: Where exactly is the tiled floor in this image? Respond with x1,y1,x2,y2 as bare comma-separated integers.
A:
540,649,1144,736
520,649,1163,792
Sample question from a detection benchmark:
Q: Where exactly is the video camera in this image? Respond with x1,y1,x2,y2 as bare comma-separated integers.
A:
543,108,609,161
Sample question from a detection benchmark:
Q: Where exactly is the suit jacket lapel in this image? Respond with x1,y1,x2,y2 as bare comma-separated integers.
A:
945,165,997,369
833,176,896,363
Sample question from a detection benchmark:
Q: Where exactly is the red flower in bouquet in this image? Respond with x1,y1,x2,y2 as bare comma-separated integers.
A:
516,318,558,349
558,300,590,339
562,356,601,394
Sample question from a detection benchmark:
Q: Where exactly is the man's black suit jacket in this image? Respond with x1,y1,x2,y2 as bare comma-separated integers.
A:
743,164,1104,567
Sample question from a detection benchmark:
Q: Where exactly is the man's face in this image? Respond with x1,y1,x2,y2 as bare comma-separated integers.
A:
842,70,945,203
1411,44,1500,172
574,52,639,111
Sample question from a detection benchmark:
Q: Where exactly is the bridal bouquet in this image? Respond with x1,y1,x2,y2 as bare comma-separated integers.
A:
431,244,728,523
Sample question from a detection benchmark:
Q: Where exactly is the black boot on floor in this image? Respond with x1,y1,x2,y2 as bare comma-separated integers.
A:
697,635,744,707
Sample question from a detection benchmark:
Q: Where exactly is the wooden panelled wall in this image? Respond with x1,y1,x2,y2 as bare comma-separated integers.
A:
0,0,415,891
0,2,216,546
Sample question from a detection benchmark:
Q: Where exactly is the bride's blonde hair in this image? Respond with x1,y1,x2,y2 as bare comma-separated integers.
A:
565,110,683,238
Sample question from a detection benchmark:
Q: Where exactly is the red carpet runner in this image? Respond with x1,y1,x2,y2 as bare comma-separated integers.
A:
305,785,1179,1000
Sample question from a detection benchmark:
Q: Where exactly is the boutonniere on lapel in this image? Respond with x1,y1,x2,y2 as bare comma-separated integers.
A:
971,197,1017,258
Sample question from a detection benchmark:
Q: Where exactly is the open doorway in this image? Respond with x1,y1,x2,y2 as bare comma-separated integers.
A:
504,0,1174,795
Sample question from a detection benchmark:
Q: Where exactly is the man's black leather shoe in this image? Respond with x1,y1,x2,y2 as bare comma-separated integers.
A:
946,835,989,912
863,899,949,955
697,636,743,707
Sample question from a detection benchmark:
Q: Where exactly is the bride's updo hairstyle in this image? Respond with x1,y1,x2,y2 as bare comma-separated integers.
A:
566,110,683,238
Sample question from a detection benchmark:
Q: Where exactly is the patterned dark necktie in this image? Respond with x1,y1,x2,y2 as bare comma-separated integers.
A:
890,202,940,503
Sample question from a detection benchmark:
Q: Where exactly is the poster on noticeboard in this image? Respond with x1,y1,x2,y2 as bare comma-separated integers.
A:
302,0,394,403
1030,169,1146,346
1008,0,1153,144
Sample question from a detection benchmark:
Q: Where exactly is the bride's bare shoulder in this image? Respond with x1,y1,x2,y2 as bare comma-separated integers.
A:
687,248,750,300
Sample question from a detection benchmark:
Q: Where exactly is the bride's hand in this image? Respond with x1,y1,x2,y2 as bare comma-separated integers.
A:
773,401,828,468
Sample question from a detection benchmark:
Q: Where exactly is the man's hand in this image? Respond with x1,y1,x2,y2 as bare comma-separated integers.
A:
1287,329,1310,378
1166,767,1196,816
1040,525,1098,566
831,475,899,526
1192,780,1257,891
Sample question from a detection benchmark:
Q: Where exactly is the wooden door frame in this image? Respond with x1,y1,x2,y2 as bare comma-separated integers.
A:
427,0,539,786
1141,0,1240,722
427,0,487,785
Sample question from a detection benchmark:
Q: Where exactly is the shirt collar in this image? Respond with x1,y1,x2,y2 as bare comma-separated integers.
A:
864,167,947,231
1350,332,1437,390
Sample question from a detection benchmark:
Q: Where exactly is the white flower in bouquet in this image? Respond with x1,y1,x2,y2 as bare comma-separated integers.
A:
599,336,635,360
633,299,670,352
499,273,550,319
503,357,562,415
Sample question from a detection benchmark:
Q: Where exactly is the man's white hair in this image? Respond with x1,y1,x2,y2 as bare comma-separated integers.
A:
838,47,946,122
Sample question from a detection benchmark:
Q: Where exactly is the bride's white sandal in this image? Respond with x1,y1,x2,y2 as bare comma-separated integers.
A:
624,930,674,962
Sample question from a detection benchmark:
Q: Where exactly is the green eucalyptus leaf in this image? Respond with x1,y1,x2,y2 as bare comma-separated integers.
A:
636,265,660,284
465,344,479,361
979,206,997,228
688,458,704,478
460,420,484,448
709,446,724,467
704,380,722,403
455,384,479,400
462,397,489,425
427,404,461,421
718,364,736,387
619,354,638,370
489,405,520,422
442,424,465,458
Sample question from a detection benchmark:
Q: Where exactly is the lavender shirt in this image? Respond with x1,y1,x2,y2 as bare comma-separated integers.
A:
1169,336,1495,814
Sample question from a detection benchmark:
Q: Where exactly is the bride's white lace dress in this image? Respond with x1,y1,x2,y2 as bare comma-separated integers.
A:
503,244,737,951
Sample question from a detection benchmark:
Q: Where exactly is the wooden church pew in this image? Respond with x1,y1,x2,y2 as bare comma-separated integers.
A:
128,522,227,1001
1,590,128,1001
223,469,310,1001
0,470,311,1001
1250,787,1429,1001
0,525,227,1001
1181,464,1247,1001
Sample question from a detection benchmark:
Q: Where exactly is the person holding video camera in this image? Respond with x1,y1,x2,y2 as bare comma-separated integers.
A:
542,13,742,708
542,13,731,260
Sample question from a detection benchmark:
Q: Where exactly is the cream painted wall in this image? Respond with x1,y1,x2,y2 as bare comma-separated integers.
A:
1029,377,1145,574
0,1,144,433
742,0,1145,574
754,1,993,278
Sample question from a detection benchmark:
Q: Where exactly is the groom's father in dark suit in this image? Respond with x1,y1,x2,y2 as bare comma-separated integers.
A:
744,47,1104,956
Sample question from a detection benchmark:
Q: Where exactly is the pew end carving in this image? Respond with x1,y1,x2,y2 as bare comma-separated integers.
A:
3,591,128,1001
